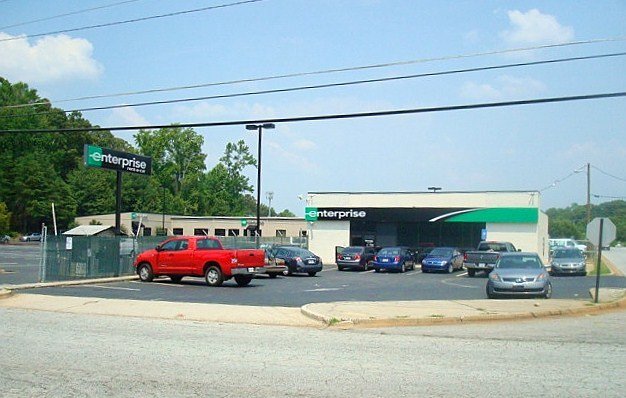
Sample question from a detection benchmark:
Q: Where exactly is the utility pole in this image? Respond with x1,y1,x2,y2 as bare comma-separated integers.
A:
586,163,591,225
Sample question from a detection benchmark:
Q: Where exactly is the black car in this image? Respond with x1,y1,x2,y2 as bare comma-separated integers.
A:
336,246,377,271
272,246,323,277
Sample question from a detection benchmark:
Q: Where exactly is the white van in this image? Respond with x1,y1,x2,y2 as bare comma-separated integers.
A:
549,238,586,252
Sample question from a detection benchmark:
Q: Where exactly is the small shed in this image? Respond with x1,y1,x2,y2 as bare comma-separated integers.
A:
63,225,116,237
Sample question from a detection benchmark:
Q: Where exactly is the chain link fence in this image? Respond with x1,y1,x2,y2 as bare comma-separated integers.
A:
39,235,307,282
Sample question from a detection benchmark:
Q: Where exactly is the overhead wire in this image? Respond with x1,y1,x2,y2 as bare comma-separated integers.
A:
2,51,625,119
0,0,143,30
0,0,264,43
539,164,587,192
4,36,626,109
1,91,624,134
591,165,626,183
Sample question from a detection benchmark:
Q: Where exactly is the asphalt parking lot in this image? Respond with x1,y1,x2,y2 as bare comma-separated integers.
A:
22,265,626,307
0,243,41,285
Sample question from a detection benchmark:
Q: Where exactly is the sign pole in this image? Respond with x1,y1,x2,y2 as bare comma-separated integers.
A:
594,218,604,304
115,170,122,235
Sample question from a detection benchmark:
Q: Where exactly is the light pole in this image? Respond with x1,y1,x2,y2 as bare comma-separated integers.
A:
266,191,274,217
246,123,275,246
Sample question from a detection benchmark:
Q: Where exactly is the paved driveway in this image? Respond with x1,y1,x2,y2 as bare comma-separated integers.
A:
24,266,626,306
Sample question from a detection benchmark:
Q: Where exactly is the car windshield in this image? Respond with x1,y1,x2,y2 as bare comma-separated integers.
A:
429,248,453,257
497,256,542,269
378,248,402,256
342,247,363,254
553,249,583,259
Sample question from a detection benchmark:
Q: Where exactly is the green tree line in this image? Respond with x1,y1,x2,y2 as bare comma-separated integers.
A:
546,201,626,245
0,77,294,235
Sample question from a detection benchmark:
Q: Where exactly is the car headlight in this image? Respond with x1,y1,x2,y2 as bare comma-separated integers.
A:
536,273,548,281
489,273,501,282
441,261,448,265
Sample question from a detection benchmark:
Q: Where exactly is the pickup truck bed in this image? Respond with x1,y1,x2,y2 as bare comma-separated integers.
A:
463,241,518,277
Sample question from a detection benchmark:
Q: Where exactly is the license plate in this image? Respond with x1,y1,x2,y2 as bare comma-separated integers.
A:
248,267,255,272
512,284,525,290
307,260,315,265
382,259,389,262
344,256,352,260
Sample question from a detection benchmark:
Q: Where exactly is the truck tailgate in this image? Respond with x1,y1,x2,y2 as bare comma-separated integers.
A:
235,249,266,267
465,251,500,263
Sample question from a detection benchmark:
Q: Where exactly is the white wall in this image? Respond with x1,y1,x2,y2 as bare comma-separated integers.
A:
308,220,350,265
485,223,537,252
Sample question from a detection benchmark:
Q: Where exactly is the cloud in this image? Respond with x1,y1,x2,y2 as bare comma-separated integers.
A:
500,9,574,46
105,106,149,126
0,33,103,84
460,75,546,100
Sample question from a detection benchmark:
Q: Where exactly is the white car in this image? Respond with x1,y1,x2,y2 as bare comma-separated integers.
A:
20,232,42,242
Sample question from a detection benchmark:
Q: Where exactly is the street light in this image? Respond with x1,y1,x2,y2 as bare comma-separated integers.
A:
246,123,275,246
266,191,274,217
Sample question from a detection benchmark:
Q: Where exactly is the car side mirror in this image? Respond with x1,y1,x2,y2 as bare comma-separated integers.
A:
517,249,521,252
155,244,162,252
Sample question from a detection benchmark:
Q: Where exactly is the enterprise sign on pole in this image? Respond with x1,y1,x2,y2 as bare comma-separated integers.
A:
84,144,152,175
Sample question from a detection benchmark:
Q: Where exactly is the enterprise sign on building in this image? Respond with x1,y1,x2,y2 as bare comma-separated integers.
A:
84,145,152,175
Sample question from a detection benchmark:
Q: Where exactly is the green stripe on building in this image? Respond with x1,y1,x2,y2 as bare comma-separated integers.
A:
445,207,538,223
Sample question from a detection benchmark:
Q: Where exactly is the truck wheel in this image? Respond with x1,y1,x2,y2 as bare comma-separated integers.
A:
234,275,253,287
268,273,278,279
308,271,317,277
138,263,154,282
205,266,224,287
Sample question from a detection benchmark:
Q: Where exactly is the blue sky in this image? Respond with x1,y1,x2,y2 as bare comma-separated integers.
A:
1,0,625,215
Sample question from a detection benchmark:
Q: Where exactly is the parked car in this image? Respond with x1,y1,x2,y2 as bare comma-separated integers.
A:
373,246,416,273
20,232,42,242
549,238,586,253
272,246,323,276
486,252,552,299
336,246,377,271
133,236,266,287
1,235,10,244
421,247,464,273
463,241,518,277
549,248,586,276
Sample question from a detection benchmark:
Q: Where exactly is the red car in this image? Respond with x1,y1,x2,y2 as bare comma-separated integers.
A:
133,236,266,287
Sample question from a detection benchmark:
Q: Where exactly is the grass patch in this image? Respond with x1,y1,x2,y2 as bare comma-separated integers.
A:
328,317,341,326
586,260,612,276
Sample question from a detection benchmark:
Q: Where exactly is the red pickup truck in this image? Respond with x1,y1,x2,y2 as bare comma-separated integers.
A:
133,236,266,287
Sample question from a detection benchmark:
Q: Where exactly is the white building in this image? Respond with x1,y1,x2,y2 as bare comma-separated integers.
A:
304,191,549,264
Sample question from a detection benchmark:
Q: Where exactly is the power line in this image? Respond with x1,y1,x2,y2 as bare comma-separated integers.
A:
539,164,587,192
0,0,264,43
592,194,626,200
0,0,143,30
1,91,624,134
4,36,626,108
592,165,626,183
2,51,625,118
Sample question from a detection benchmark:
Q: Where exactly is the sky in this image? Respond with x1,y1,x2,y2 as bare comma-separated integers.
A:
1,0,625,216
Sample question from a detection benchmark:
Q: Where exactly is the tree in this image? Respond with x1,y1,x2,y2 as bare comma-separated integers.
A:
0,202,10,234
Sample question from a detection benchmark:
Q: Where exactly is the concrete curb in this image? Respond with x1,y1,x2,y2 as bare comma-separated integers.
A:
0,288,13,300
602,255,624,277
2,275,139,291
300,296,626,328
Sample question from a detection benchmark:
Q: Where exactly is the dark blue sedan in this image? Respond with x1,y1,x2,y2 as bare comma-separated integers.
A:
421,247,464,273
373,247,415,273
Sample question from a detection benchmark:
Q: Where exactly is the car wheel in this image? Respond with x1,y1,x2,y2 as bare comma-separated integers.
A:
467,269,476,277
422,268,428,273
170,276,183,283
282,266,291,276
447,264,453,274
543,282,553,299
401,262,406,273
308,271,317,277
234,275,253,287
338,266,344,271
486,284,495,299
205,266,224,287
268,273,278,278
374,268,380,273
138,263,154,282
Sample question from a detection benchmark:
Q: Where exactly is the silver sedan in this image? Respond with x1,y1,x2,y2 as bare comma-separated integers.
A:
486,252,552,299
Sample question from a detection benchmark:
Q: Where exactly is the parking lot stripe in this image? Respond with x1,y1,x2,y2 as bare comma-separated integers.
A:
456,272,468,277
89,285,141,291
